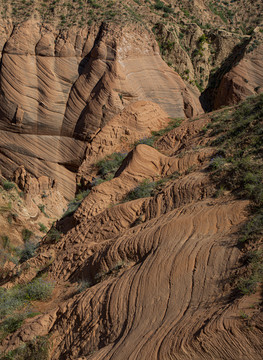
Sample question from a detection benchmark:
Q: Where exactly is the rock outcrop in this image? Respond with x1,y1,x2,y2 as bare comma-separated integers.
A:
214,31,263,108
0,20,202,200
2,109,262,359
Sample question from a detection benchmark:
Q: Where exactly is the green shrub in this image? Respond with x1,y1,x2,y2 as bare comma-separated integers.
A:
19,241,37,263
123,171,180,203
39,223,48,233
0,278,54,319
0,314,25,339
7,214,13,224
96,152,127,178
1,235,10,249
151,118,183,137
2,180,16,191
22,229,33,242
24,278,54,301
208,94,263,207
239,210,263,243
62,190,90,218
133,137,155,147
207,94,263,295
238,272,262,295
45,227,61,244
0,335,49,360
77,280,91,293
38,205,48,217
123,179,156,202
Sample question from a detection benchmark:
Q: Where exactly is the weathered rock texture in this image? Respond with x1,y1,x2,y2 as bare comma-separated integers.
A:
0,20,202,199
214,31,263,108
1,114,262,359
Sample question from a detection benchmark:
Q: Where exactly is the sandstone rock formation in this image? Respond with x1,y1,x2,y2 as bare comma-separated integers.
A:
0,20,202,200
1,109,262,359
0,2,262,359
214,31,263,108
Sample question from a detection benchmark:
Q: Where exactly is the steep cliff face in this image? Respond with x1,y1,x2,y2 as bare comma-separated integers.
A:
0,20,201,199
0,2,262,359
213,31,263,108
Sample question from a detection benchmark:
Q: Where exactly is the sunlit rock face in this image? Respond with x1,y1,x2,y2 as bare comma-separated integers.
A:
0,20,202,199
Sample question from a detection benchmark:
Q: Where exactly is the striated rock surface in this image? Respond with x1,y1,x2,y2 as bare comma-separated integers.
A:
1,110,262,359
77,100,170,180
0,20,202,199
0,4,262,359
214,32,263,109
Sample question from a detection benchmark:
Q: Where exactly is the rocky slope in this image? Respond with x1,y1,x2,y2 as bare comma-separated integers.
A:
0,1,262,203
0,1,262,359
0,95,262,359
0,20,202,200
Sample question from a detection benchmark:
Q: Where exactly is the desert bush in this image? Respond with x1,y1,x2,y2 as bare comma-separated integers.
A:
151,118,182,137
133,137,155,147
1,180,16,191
0,335,49,360
208,94,263,206
38,204,48,217
123,179,156,202
123,172,180,202
96,152,127,178
0,313,29,339
207,94,263,295
62,189,90,218
0,278,54,319
1,235,10,249
238,272,262,295
239,210,263,243
22,229,33,242
77,280,91,293
45,227,62,244
39,223,47,233
19,241,37,263
24,278,54,301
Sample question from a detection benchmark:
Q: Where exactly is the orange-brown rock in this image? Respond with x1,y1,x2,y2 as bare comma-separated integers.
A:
214,32,263,108
1,109,262,360
3,197,262,360
0,20,202,200
78,100,170,180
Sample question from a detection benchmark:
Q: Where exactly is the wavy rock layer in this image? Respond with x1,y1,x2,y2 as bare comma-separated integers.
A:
214,32,263,108
1,111,262,359
3,197,263,360
0,21,202,199
78,100,170,179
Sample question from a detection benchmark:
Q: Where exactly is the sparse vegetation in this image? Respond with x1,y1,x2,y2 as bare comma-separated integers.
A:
38,204,48,217
133,117,183,150
0,277,53,340
94,261,127,284
207,94,263,295
77,280,91,293
0,335,50,360
1,180,16,191
0,277,54,318
44,226,62,244
62,189,90,218
19,241,37,263
22,228,33,242
96,152,127,179
152,118,183,137
237,251,263,295
122,172,180,202
39,223,48,233
123,179,156,202
208,94,263,208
